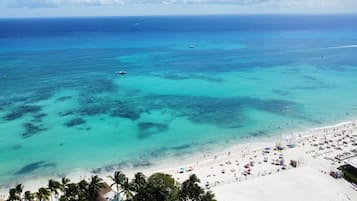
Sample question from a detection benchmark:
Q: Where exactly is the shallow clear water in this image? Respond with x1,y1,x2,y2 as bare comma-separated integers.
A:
1,15,357,185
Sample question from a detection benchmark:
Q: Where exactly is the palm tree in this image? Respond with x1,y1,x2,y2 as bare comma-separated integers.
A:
48,179,61,201
61,183,79,201
24,191,34,201
60,177,70,191
77,179,89,200
201,191,217,201
146,173,179,201
24,190,36,201
36,188,50,201
108,171,127,200
178,174,204,201
15,184,23,197
119,178,133,201
6,171,215,201
131,172,147,192
7,188,18,201
7,184,23,201
87,175,104,201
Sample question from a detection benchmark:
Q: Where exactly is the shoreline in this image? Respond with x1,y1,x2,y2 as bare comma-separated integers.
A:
1,118,356,197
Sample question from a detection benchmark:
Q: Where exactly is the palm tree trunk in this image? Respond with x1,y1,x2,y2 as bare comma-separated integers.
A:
116,184,120,201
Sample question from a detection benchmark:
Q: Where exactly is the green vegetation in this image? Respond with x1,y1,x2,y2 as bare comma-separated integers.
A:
338,165,357,185
6,172,216,201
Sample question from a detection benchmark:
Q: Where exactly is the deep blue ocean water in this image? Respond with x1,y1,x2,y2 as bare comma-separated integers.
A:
1,15,357,185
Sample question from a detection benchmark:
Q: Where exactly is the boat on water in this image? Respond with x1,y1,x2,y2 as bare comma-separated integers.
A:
117,70,127,75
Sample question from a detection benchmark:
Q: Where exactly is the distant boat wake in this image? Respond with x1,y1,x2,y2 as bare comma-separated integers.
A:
326,44,357,49
264,44,357,56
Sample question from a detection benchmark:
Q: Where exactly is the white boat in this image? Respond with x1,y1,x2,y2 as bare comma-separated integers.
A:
117,71,127,75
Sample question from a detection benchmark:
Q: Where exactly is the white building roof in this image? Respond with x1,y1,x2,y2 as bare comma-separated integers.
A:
346,156,357,169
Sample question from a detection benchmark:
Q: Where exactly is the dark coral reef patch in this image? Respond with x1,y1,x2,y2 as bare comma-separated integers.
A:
55,96,72,102
21,122,47,138
3,105,42,121
137,122,169,138
64,118,86,127
15,161,56,175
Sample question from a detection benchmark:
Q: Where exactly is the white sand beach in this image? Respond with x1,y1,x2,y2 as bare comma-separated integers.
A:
158,121,357,201
161,120,357,200
1,120,357,201
213,167,356,201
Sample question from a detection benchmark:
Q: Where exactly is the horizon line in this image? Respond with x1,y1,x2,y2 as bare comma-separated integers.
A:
1,13,357,20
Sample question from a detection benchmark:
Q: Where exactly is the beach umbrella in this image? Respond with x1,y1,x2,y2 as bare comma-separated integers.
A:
179,168,185,173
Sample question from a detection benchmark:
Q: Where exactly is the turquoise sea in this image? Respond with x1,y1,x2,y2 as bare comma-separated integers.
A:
1,15,357,185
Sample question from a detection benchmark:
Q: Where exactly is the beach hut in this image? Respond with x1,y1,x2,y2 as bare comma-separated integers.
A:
290,160,298,168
